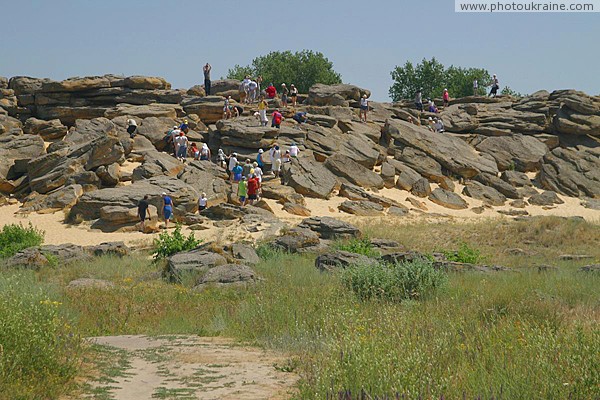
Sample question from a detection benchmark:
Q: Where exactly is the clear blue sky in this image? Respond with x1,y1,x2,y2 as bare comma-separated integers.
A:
1,0,598,101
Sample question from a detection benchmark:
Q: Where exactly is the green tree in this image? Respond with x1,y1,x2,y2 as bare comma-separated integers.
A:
389,58,492,101
227,50,342,93
501,86,524,98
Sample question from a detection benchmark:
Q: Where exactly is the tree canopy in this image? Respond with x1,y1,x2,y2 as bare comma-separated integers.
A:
389,58,492,101
227,50,342,93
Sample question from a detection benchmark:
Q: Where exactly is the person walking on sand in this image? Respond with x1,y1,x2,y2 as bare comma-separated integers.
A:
443,89,450,108
198,192,208,212
360,94,369,122
126,118,138,138
203,63,212,95
290,84,298,106
238,176,248,206
281,83,289,107
258,96,269,126
489,74,499,97
137,195,151,232
162,192,173,229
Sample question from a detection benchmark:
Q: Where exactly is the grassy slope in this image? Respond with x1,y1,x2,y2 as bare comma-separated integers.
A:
1,216,599,399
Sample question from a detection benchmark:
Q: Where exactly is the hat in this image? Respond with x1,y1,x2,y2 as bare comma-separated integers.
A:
242,176,247,180
250,169,255,174
363,94,367,98
184,119,188,123
281,83,286,86
162,192,167,196
291,84,295,87
232,152,237,156
253,162,258,167
428,117,433,121
444,88,447,91
173,125,178,129
258,149,264,153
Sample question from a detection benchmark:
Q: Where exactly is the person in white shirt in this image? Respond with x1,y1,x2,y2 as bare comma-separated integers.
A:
198,192,208,212
248,80,258,103
289,142,299,158
174,132,189,161
252,162,263,183
228,152,238,182
126,118,138,138
271,145,282,177
434,118,445,133
473,79,479,96
360,94,369,122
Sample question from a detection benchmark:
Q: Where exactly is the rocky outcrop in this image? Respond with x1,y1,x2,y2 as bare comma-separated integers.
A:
281,157,337,199
429,188,468,209
539,147,600,198
298,216,361,239
462,181,507,206
325,154,384,189
165,249,227,283
193,264,257,290
315,250,378,272
338,200,384,216
475,135,548,172
307,84,370,107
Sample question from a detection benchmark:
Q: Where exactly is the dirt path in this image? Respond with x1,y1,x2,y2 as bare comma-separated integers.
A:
83,335,298,400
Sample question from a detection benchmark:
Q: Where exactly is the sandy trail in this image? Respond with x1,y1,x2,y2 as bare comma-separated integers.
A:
86,335,297,400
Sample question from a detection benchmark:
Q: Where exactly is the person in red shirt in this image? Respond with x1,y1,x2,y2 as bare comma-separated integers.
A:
443,88,450,107
247,174,260,205
265,83,277,99
271,109,283,128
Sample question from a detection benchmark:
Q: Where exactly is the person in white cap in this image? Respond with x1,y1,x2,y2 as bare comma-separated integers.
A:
443,88,450,108
281,83,289,107
290,84,298,106
126,118,138,138
228,152,238,181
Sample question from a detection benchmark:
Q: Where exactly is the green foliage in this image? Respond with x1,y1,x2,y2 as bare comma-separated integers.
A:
0,223,44,258
443,242,482,264
342,259,447,302
501,85,525,97
152,225,201,261
389,57,491,101
0,274,82,398
333,237,380,258
255,242,284,260
227,50,342,93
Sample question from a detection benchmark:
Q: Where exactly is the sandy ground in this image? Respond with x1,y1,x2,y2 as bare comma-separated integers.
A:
85,335,297,400
0,184,598,248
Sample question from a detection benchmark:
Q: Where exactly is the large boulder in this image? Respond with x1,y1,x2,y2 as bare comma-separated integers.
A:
462,181,507,206
4,243,92,269
528,191,564,206
261,184,306,205
395,147,444,183
23,118,67,140
21,184,83,212
182,96,227,124
338,200,384,216
177,160,230,202
338,183,402,208
325,154,384,189
307,84,371,107
550,90,600,136
428,188,469,210
0,133,45,193
165,249,227,283
475,135,548,172
298,216,361,239
315,250,378,272
193,264,257,290
273,227,321,253
539,147,600,198
384,118,498,178
201,203,272,220
281,157,337,199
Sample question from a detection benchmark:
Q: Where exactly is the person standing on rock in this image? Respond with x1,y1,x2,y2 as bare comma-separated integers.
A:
174,131,189,161
190,142,200,160
489,74,499,97
289,142,300,158
238,176,248,206
228,152,238,181
443,89,450,108
203,63,212,95
232,162,243,183
137,195,151,232
162,192,173,229
179,119,189,133
473,79,479,95
223,96,232,119
247,174,260,205
293,111,308,124
198,192,208,212
200,143,211,161
248,80,258,103
271,145,282,178
271,109,283,128
415,89,423,111
258,96,269,126
217,148,227,169
252,161,263,184
290,84,298,106
257,149,265,169
360,94,369,122
281,84,289,107
242,159,253,178
126,118,138,138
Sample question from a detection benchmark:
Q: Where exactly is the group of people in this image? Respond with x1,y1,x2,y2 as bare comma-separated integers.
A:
414,74,501,112
137,191,209,231
164,121,211,162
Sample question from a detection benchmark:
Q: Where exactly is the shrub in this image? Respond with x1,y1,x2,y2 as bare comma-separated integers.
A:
443,242,482,264
333,236,380,258
0,223,44,258
152,225,201,261
342,258,447,302
255,242,283,260
0,274,82,398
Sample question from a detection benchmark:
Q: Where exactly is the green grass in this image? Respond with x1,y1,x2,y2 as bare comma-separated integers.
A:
0,222,44,258
332,236,380,258
1,217,599,399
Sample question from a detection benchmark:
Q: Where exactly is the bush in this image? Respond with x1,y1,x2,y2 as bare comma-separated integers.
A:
342,259,447,302
0,274,82,398
0,223,44,258
152,225,201,261
443,242,482,264
333,236,380,258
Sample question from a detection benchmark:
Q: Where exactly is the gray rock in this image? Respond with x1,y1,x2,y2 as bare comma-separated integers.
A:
230,243,260,265
528,191,564,206
429,188,469,209
338,183,400,208
475,173,522,199
476,134,548,172
307,84,371,107
325,154,384,189
388,206,410,216
410,178,431,198
282,202,312,216
501,170,533,187
315,250,378,272
85,241,130,257
193,264,257,290
298,216,361,239
339,200,384,216
261,184,306,205
23,118,67,140
166,249,227,283
201,203,272,220
281,157,337,199
579,264,600,273
273,228,321,253
539,147,600,198
380,161,396,188
395,147,444,182
4,243,92,269
21,184,83,212
462,181,506,206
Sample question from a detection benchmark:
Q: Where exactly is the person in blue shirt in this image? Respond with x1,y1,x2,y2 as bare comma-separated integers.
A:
179,119,189,133
257,149,264,168
162,192,174,229
232,162,243,183
293,111,308,124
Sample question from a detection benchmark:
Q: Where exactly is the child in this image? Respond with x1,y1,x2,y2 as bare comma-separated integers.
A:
282,150,292,163
237,177,248,206
198,192,208,212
